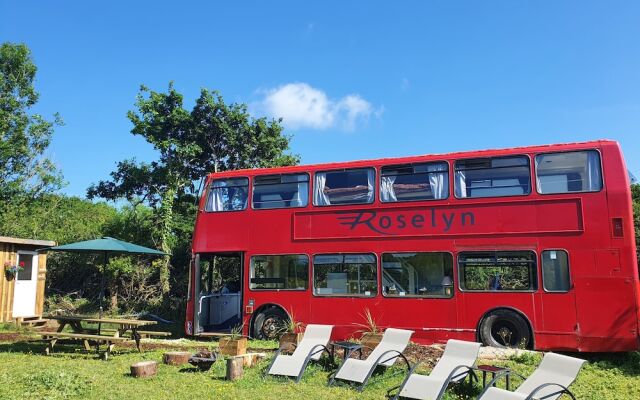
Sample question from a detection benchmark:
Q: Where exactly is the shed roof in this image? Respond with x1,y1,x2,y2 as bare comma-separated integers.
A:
0,236,56,247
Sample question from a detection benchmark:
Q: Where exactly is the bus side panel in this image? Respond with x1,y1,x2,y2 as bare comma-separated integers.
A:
574,275,639,351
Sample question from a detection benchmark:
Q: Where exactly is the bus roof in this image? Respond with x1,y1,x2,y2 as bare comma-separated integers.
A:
207,139,619,179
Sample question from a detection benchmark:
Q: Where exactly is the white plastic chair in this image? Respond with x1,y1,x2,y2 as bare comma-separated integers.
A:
478,353,586,400
329,328,414,391
267,324,333,382
387,339,482,400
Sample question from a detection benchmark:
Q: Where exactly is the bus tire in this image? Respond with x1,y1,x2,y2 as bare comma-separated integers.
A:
252,307,286,340
479,309,531,349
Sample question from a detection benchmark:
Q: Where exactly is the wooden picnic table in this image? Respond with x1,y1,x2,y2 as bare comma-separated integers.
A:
41,315,158,358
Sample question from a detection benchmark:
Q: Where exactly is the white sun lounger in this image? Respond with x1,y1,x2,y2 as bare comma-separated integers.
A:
329,328,414,391
387,339,482,400
267,324,333,382
478,352,586,400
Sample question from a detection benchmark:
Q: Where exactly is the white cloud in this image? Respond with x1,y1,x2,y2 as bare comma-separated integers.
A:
259,82,379,131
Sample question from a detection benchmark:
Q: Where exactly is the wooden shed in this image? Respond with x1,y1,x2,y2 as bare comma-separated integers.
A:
0,236,55,323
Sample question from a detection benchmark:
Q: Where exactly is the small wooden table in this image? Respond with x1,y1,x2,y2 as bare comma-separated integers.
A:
330,341,363,360
42,315,157,358
476,364,511,390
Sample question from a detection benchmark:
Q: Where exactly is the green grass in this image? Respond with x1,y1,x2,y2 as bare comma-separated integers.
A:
0,337,638,400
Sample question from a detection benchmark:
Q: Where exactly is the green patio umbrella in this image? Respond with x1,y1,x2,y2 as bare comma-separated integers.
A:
40,237,168,317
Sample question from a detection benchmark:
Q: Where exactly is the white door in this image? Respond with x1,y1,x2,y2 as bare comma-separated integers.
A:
12,252,38,318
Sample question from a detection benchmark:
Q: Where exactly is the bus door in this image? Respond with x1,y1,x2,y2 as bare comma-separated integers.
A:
535,250,578,349
193,252,243,334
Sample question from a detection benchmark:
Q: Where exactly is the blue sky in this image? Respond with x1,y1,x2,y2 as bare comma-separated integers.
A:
2,1,639,197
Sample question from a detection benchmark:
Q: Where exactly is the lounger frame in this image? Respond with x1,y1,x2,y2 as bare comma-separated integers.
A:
328,348,412,391
386,360,478,400
266,342,333,383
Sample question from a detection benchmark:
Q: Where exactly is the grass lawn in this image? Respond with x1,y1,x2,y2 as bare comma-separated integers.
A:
0,331,639,400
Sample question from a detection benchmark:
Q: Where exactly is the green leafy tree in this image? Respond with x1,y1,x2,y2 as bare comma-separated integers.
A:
88,83,298,294
0,43,63,204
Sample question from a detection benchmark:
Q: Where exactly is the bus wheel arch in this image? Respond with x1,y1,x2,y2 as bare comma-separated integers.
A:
250,304,288,340
477,307,534,350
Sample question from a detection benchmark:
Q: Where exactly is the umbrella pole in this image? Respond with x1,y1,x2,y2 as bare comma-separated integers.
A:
98,252,107,335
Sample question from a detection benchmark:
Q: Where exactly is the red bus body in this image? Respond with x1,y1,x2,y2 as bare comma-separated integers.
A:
186,140,639,352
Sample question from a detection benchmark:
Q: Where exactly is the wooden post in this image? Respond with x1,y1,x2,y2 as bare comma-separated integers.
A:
226,357,244,380
130,361,158,378
163,351,192,366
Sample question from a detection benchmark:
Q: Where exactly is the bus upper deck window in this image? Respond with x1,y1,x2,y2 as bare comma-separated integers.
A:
381,162,449,202
455,156,531,199
253,173,309,209
205,178,249,212
313,168,375,206
535,150,602,194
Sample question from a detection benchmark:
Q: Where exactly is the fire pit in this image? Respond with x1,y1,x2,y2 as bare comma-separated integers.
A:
188,351,219,371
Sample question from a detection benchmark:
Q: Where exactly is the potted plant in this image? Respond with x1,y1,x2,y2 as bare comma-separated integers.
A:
219,324,247,356
3,260,24,281
278,309,305,353
355,308,383,349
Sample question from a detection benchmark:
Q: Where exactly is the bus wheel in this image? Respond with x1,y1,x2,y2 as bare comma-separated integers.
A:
252,308,286,340
479,309,531,349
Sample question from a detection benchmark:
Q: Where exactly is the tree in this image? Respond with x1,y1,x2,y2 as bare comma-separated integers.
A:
88,83,298,294
0,43,63,205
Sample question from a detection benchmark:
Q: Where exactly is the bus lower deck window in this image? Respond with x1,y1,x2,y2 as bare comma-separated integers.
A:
382,252,454,298
535,150,602,194
205,178,249,212
313,254,377,296
459,251,537,291
542,250,570,292
250,255,309,290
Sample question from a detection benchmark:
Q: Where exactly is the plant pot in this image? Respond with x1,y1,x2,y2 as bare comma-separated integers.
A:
4,270,15,281
278,332,302,353
360,332,383,350
219,337,247,356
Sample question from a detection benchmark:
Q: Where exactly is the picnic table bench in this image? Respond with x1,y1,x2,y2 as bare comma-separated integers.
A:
40,315,158,359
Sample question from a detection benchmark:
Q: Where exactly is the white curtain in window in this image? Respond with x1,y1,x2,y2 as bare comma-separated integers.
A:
380,175,397,202
534,156,543,193
206,188,225,211
454,170,467,198
291,182,309,207
365,169,375,203
313,173,331,205
427,163,448,199
586,151,602,191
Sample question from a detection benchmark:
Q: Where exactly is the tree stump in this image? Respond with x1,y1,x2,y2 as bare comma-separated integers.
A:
226,357,244,381
163,351,192,366
130,361,158,378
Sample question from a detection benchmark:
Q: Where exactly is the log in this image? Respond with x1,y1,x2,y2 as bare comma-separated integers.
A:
225,357,244,381
163,351,192,366
130,361,158,378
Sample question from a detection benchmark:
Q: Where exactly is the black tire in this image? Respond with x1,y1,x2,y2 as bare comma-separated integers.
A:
252,307,287,340
479,309,531,349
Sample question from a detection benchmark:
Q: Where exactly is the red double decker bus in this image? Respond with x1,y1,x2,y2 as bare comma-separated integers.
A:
185,139,639,351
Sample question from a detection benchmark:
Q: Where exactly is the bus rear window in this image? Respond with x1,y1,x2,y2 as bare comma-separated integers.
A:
313,168,375,206
250,255,309,290
380,162,449,202
535,150,602,194
205,178,249,212
459,251,537,291
253,173,309,209
313,254,377,296
455,156,530,198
